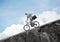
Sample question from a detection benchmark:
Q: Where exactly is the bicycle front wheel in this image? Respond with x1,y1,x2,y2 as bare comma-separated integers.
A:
23,25,30,31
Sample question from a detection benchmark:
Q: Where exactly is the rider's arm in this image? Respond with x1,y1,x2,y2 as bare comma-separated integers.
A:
25,13,28,22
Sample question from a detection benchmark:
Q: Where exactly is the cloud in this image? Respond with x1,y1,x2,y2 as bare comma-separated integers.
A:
0,24,24,40
3,24,24,35
36,11,60,25
0,10,60,40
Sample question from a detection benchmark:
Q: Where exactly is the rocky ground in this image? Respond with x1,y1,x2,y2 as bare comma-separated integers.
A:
0,20,60,42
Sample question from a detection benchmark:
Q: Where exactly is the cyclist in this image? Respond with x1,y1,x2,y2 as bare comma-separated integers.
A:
25,13,37,27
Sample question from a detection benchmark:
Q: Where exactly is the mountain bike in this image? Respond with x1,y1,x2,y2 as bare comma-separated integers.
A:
23,19,40,31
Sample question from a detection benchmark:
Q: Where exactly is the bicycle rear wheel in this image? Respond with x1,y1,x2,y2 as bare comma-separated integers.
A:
34,21,40,27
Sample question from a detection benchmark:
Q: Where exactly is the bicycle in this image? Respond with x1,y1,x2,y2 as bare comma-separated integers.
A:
23,14,40,31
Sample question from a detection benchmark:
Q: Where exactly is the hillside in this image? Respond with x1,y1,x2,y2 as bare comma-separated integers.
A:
0,20,60,42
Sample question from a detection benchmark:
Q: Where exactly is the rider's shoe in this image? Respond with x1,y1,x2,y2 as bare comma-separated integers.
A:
31,23,34,27
31,24,34,27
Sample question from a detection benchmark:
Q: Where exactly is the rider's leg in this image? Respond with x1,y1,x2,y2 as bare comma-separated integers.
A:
26,17,29,24
27,17,28,21
30,18,34,27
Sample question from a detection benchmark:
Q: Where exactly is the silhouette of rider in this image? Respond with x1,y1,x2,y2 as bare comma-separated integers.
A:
25,13,37,27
